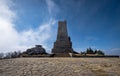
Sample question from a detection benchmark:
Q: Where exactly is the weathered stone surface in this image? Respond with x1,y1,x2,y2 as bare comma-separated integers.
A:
0,58,120,76
52,21,76,54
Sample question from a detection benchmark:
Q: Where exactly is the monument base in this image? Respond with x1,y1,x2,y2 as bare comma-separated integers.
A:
53,53,71,57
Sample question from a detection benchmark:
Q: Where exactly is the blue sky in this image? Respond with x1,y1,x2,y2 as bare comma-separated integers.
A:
0,0,120,55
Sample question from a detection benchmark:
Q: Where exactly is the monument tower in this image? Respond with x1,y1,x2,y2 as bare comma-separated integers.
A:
52,21,75,54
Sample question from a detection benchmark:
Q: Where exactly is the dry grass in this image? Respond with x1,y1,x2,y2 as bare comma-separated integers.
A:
0,58,120,76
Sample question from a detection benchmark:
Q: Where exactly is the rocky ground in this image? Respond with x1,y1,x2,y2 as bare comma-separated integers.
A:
0,58,120,76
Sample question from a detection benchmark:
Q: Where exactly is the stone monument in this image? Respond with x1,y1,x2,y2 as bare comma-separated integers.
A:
52,21,77,54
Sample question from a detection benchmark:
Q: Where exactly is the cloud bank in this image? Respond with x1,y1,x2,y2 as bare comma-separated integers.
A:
0,0,56,53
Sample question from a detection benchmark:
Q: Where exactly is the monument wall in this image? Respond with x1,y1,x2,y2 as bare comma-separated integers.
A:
52,21,75,54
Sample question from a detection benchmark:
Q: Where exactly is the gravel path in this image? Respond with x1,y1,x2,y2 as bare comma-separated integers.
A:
0,58,120,76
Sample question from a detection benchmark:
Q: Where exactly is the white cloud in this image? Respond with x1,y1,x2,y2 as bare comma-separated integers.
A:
0,0,16,22
19,19,56,51
0,0,57,53
45,0,59,14
108,48,120,55
0,0,19,52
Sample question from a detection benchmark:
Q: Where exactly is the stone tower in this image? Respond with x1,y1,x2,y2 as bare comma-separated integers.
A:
52,21,74,54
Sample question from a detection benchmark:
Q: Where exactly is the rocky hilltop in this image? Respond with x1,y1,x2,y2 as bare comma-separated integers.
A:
0,58,120,76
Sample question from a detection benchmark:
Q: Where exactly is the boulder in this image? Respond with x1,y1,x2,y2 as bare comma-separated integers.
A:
24,45,47,55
